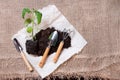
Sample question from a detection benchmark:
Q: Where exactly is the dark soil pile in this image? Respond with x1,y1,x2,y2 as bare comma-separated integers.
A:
26,27,71,56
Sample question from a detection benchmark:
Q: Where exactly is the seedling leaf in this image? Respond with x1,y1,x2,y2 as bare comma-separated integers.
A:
34,10,42,24
24,18,32,27
27,26,33,33
22,8,31,19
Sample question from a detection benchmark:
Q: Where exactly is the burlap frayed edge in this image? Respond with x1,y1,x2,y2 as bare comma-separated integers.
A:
0,73,41,80
0,73,116,80
44,72,113,80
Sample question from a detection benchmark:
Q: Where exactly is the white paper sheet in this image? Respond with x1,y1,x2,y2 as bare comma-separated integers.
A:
12,5,87,78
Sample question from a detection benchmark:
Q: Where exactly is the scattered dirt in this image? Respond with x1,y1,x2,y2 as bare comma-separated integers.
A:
26,27,71,56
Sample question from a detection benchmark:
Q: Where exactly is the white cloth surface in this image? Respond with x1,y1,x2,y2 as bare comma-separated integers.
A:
12,5,87,78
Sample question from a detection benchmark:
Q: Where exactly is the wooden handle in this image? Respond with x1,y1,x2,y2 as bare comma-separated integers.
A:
39,47,50,68
53,41,64,63
21,52,33,72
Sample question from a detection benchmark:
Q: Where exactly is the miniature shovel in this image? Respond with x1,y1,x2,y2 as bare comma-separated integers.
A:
13,38,33,72
39,31,58,68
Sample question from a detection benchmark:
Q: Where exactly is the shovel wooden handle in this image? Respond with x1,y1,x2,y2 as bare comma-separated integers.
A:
21,52,33,72
53,41,64,63
39,47,50,68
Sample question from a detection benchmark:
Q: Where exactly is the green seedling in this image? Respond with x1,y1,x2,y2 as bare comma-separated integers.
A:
22,8,42,40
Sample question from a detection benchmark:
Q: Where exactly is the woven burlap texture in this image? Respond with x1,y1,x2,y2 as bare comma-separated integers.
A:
0,0,120,80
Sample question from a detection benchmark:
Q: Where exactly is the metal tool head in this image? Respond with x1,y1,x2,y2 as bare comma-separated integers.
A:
63,28,73,40
13,38,23,52
48,31,58,46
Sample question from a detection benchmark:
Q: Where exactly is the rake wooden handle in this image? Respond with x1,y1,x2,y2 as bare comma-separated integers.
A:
21,52,33,72
53,41,64,63
39,47,50,68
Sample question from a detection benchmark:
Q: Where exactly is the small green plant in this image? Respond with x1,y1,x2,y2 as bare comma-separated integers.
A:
22,8,42,40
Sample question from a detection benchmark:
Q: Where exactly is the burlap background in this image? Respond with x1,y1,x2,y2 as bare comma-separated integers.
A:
0,0,120,80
